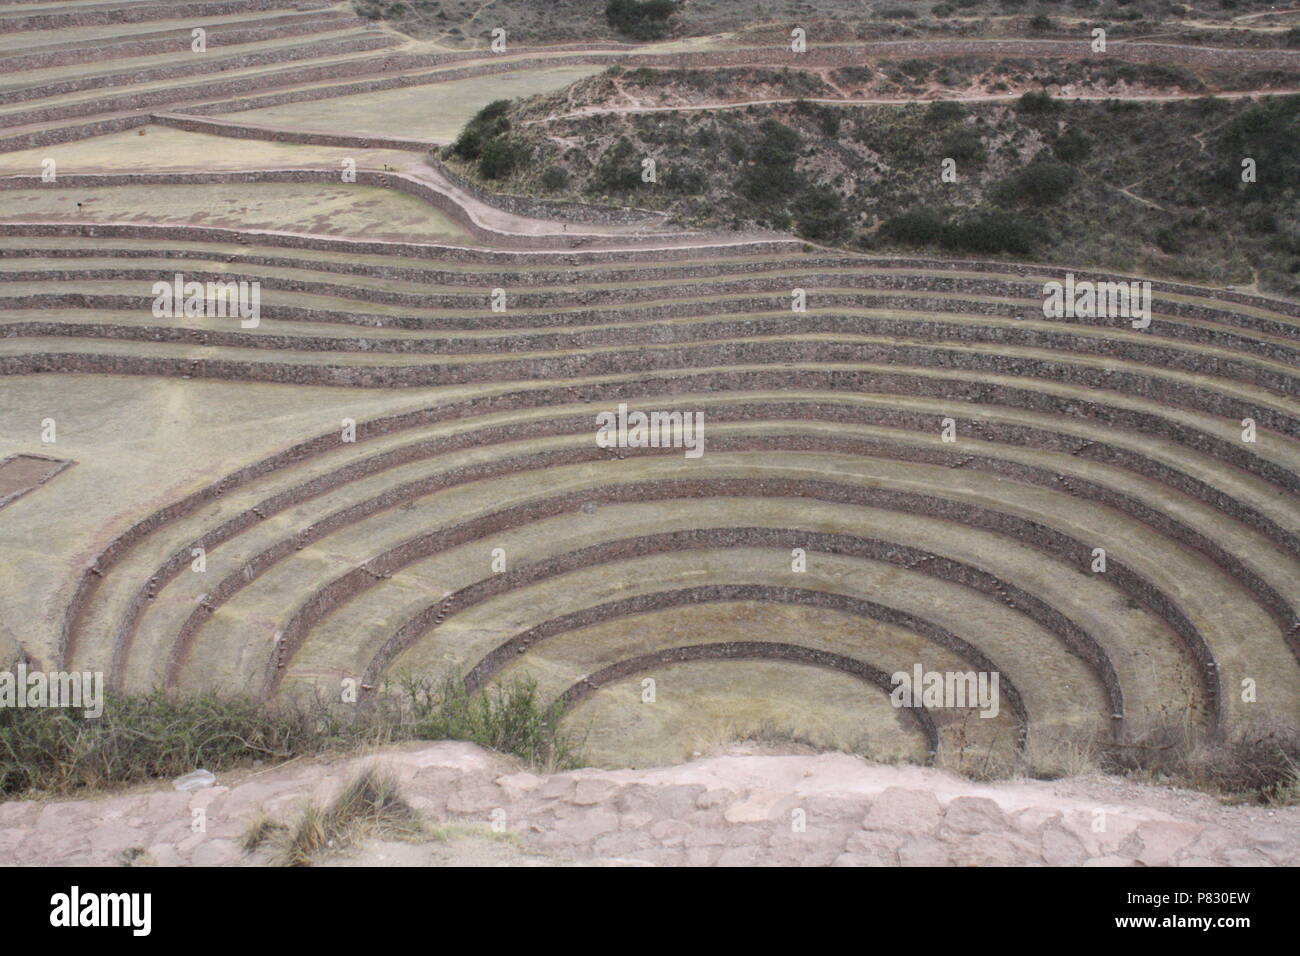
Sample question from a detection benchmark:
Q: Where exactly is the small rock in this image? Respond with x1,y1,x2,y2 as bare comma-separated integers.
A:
943,796,1009,834
861,787,942,836
173,770,216,792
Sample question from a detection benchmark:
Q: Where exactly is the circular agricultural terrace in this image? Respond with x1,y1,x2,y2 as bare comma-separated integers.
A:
0,0,1296,774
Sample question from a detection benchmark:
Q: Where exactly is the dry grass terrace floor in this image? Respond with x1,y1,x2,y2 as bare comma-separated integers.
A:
0,126,416,175
228,65,605,143
0,182,470,242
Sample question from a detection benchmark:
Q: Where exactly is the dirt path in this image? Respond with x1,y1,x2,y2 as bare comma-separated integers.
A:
2,741,1295,866
531,87,1297,124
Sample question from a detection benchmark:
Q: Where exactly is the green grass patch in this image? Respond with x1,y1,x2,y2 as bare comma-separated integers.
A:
0,670,584,801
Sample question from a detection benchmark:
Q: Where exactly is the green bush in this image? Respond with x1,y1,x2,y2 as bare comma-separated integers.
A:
591,136,644,193
994,159,1076,205
0,690,378,798
1015,90,1061,114
449,99,513,163
926,101,966,124
1154,226,1185,254
541,166,571,190
795,100,841,136
0,669,586,799
942,128,986,163
881,207,948,246
479,136,530,179
942,209,1047,254
736,119,804,203
1051,126,1091,163
605,0,677,40
795,185,851,241
402,675,583,772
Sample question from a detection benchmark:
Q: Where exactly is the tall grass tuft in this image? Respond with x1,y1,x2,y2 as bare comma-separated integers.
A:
0,689,394,798
397,674,584,773
244,766,422,866
0,670,585,801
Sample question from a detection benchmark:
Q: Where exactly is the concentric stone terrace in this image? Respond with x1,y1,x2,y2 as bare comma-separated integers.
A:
1,220,1295,768
1,0,1297,772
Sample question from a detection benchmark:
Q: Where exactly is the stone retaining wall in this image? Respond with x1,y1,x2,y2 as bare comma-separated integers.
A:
8,264,1295,344
96,401,1291,718
3,337,1295,446
257,472,1199,726
0,11,362,74
0,220,802,263
428,157,663,226
64,370,1292,700
0,115,149,154
0,0,303,33
3,35,395,105
149,112,436,151
4,309,1294,397
3,223,1293,321
556,639,942,757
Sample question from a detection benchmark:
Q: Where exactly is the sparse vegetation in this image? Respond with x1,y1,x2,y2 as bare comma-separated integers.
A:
399,675,585,773
453,82,1300,293
243,767,423,866
1010,718,1300,805
0,672,584,801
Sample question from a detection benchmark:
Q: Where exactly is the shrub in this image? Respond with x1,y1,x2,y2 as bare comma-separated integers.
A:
942,128,985,163
926,101,965,124
941,209,1047,254
735,119,804,203
478,136,529,180
995,159,1076,205
795,185,851,241
899,59,936,80
1051,125,1091,163
664,165,706,194
881,207,947,246
244,767,423,866
1153,226,1183,254
795,100,841,136
605,0,677,40
591,136,644,193
1014,90,1061,114
1098,718,1300,804
0,689,379,798
449,99,513,163
540,166,571,190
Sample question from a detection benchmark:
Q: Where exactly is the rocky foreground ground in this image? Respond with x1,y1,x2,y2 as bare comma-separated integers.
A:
1,742,1297,866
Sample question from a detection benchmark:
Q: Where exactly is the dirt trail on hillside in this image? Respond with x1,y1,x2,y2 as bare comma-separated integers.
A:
2,742,1295,866
534,87,1298,125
